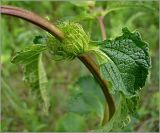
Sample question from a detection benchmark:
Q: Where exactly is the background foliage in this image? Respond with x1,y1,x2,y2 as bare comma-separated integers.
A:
1,1,159,132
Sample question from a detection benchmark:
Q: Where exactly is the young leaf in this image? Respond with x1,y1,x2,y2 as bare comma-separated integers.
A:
25,53,50,114
38,54,50,114
96,28,150,96
11,44,47,64
47,22,90,60
11,44,50,114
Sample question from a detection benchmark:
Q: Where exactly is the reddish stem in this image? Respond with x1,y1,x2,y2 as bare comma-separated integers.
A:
98,16,107,40
78,55,115,120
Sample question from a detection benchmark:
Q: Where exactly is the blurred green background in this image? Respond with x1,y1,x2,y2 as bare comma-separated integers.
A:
1,1,159,132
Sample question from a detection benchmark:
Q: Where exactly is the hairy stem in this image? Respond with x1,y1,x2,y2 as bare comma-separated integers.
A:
1,5,115,122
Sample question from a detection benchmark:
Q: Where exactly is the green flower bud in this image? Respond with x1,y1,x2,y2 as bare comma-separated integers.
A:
47,22,90,60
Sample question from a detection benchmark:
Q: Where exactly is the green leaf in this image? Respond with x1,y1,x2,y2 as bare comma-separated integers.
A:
68,76,105,125
23,53,39,90
55,112,86,132
38,54,50,115
92,28,150,131
98,95,139,131
97,28,150,96
11,44,50,114
11,44,46,64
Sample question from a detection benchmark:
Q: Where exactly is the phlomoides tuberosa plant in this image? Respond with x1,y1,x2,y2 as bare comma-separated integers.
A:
0,4,150,131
